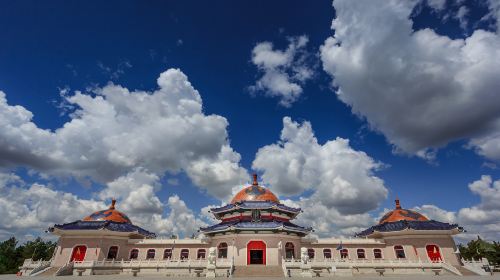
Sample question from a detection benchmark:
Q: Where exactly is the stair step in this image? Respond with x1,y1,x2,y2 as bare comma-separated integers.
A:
35,266,59,277
233,265,283,277
454,265,480,276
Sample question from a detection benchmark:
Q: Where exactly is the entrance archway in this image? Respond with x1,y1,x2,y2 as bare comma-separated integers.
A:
426,245,442,262
247,241,266,265
70,245,87,262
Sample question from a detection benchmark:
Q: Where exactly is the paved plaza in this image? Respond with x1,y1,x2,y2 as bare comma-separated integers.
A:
0,275,499,280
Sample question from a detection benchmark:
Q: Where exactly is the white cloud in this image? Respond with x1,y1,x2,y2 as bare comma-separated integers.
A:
0,68,248,200
320,0,500,160
253,117,388,215
0,172,105,240
249,36,313,107
455,6,469,30
427,0,446,11
413,204,456,224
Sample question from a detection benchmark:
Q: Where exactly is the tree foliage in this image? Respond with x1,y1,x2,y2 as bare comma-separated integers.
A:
459,236,500,266
0,237,56,274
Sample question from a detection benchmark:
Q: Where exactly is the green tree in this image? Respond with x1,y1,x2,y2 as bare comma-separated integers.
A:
0,237,23,274
459,236,500,266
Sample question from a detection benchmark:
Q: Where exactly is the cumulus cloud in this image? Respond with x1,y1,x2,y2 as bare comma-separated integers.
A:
0,173,105,240
253,117,388,215
0,68,248,199
0,169,206,240
249,36,313,107
320,0,500,160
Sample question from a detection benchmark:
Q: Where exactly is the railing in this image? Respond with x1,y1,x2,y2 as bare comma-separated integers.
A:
73,258,209,269
283,258,461,275
20,259,51,269
461,258,493,276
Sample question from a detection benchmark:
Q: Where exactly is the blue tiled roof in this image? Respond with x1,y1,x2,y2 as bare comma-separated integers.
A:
211,201,301,213
50,220,156,238
200,220,312,234
355,220,463,237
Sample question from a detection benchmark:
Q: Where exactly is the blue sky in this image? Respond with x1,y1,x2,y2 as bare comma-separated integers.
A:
0,0,499,241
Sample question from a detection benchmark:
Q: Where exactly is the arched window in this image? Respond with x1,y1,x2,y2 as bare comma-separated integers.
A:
394,245,406,259
163,249,172,259
146,249,156,259
285,242,295,259
340,248,349,259
323,249,332,259
218,242,228,258
373,249,383,259
307,249,315,259
129,249,139,260
107,246,118,260
197,249,206,259
180,249,189,260
357,249,366,259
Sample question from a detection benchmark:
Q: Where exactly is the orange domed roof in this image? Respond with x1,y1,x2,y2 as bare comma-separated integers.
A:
379,199,428,224
82,199,132,223
231,174,280,204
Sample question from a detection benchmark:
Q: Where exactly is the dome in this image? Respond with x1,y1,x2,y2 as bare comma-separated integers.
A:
82,199,132,224
379,199,428,224
231,174,279,204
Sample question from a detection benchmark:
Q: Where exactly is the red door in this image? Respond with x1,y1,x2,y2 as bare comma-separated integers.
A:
426,245,442,262
71,246,87,262
247,241,266,265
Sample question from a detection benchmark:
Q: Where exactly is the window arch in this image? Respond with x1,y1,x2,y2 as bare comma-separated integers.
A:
163,249,172,259
107,246,118,260
285,242,295,259
180,249,189,260
129,249,139,260
373,249,383,259
197,249,206,259
357,249,366,259
323,249,332,259
340,248,349,259
146,249,156,259
307,248,315,259
218,242,228,258
394,245,406,259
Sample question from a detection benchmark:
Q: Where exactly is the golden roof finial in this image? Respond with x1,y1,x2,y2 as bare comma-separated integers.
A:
395,197,401,209
110,198,116,210
252,174,258,186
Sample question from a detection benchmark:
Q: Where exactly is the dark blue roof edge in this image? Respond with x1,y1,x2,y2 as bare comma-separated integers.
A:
355,220,464,237
211,201,301,213
199,221,312,234
49,220,156,238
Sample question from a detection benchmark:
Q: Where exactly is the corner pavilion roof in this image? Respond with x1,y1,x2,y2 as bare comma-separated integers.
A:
50,220,156,238
355,220,464,237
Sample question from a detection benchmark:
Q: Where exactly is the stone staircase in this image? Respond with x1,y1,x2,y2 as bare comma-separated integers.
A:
232,265,284,277
454,265,480,276
34,267,60,277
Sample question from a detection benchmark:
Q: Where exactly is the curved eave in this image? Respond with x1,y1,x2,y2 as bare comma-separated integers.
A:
49,221,156,238
211,202,301,218
355,220,464,238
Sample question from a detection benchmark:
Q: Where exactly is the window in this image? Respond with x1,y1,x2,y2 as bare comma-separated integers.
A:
394,245,406,259
323,249,332,259
373,249,383,259
285,242,295,259
107,246,118,260
218,242,228,258
180,249,189,260
146,249,156,259
163,249,172,259
129,249,139,260
197,249,206,259
357,249,366,259
340,248,349,259
251,209,261,221
307,249,315,259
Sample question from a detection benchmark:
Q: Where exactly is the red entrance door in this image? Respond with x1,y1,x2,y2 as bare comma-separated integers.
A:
70,246,87,262
247,241,266,265
426,245,442,262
